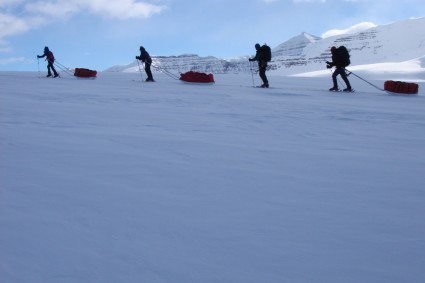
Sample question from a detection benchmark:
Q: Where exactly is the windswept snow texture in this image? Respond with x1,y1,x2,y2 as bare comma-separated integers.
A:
1,72,425,283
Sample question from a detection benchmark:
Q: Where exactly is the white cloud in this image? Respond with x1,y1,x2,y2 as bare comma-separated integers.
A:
0,56,25,65
23,0,166,20
24,1,80,18
0,12,46,38
84,0,166,20
321,22,377,38
262,0,327,2
293,0,326,3
0,0,24,7
0,0,167,41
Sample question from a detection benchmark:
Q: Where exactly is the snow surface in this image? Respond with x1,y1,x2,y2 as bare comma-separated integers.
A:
1,70,425,283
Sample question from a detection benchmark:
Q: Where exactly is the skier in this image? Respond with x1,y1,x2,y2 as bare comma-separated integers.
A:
249,43,270,88
136,46,154,82
326,46,352,92
37,46,58,78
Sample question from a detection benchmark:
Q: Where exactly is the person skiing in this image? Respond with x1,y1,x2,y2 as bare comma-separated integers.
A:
136,46,154,82
37,46,58,78
249,43,269,88
326,46,352,92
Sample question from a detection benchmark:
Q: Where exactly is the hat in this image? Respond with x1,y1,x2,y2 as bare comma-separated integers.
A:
255,43,260,49
330,46,337,52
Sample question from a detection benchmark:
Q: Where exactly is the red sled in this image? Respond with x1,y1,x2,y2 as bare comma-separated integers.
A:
74,68,97,78
179,71,214,83
384,80,418,94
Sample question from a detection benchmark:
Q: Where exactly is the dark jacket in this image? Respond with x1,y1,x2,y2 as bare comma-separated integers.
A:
37,47,55,63
249,43,267,68
136,47,152,64
250,45,268,67
327,50,344,68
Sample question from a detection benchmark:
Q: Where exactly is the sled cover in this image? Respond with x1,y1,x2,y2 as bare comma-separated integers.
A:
384,80,418,94
179,71,214,83
74,68,97,78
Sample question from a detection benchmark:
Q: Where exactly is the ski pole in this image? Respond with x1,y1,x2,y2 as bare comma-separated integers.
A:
37,58,40,78
250,61,255,87
137,60,144,82
345,69,384,91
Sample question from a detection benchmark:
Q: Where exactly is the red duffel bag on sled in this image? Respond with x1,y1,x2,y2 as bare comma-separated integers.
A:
384,80,418,94
74,68,97,78
179,71,214,83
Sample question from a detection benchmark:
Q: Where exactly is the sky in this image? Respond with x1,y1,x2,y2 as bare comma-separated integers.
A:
1,0,425,71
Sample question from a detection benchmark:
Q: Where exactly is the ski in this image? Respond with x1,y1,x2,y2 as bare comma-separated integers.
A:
329,89,355,93
240,85,275,89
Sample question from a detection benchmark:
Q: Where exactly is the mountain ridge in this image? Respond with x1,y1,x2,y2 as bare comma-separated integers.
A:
106,17,425,75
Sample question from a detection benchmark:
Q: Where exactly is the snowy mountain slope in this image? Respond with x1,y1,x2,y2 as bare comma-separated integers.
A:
106,17,425,76
282,17,425,74
107,54,233,74
271,32,321,57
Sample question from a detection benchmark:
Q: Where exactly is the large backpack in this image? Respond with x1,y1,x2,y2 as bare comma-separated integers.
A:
47,51,55,63
262,45,272,62
337,46,350,67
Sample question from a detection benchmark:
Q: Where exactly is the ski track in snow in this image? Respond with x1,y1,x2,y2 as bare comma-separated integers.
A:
1,71,425,283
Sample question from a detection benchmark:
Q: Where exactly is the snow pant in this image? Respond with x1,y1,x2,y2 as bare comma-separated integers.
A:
332,67,351,89
145,63,154,81
259,62,268,85
47,61,58,76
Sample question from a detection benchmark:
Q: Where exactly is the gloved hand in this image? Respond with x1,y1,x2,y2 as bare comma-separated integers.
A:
135,56,140,60
326,64,332,69
37,55,41,58
249,58,254,62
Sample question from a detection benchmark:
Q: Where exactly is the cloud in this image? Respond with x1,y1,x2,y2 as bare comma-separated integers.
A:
293,0,326,3
24,0,167,20
85,0,166,20
0,0,167,41
321,22,377,38
0,56,25,65
0,12,46,38
0,0,24,7
261,0,326,2
24,1,80,18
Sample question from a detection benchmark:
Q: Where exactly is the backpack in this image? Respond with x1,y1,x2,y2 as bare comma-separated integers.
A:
337,46,350,67
47,51,55,62
262,45,272,62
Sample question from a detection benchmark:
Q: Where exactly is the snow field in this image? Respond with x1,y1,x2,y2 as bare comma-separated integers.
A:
1,71,424,282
